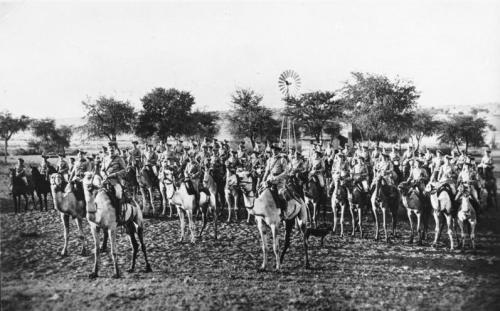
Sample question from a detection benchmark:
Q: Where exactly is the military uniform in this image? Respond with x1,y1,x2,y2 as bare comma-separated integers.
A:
130,147,142,168
308,156,325,187
71,158,90,180
15,163,28,186
143,149,158,176
103,153,127,200
263,155,288,193
56,158,69,181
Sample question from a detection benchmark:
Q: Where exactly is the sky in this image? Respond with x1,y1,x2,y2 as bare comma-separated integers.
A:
1,0,500,119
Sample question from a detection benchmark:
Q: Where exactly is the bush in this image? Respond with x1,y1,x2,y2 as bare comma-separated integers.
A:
12,148,39,156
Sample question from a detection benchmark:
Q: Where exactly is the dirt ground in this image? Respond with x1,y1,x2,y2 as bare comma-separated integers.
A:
1,154,500,310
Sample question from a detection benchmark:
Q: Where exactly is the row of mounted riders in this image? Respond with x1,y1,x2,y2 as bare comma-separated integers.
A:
6,148,498,275
11,151,497,244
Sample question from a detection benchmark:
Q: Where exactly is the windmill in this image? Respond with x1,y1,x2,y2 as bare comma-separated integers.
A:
278,70,301,152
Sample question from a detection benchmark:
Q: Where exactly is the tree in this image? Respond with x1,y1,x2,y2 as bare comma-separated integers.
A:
186,110,220,141
227,88,280,147
0,111,31,162
30,119,73,153
408,109,441,151
135,88,195,141
284,91,343,143
81,96,136,142
438,114,491,152
340,72,419,143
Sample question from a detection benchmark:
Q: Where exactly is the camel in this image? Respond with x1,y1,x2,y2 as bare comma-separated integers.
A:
225,171,241,222
425,182,457,250
159,167,177,218
371,175,399,242
49,173,87,256
456,188,477,250
170,178,197,243
31,165,55,211
345,179,366,238
398,181,431,245
240,175,310,271
199,168,219,239
82,172,151,278
136,166,158,215
331,176,349,237
303,176,324,228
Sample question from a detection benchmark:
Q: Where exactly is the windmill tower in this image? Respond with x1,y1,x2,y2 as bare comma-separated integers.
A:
278,70,301,152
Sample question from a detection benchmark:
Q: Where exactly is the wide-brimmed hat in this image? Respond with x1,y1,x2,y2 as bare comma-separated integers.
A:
132,140,139,144
57,153,65,157
77,149,86,154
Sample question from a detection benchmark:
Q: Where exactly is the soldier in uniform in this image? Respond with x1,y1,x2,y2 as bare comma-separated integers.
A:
478,149,493,169
142,144,159,177
102,142,127,223
129,141,142,169
184,152,202,206
69,150,90,182
261,144,291,211
56,152,69,181
436,155,457,196
40,153,51,177
351,156,369,192
15,158,28,186
406,159,429,194
457,161,480,206
69,157,75,174
308,150,326,189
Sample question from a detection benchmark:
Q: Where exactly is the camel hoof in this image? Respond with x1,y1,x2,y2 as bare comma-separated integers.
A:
88,272,98,279
144,265,152,273
408,239,414,245
60,250,68,257
431,242,437,248
305,263,311,269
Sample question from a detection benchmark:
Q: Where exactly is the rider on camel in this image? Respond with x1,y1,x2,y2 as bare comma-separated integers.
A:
56,152,69,181
102,142,128,224
15,158,28,186
261,144,291,214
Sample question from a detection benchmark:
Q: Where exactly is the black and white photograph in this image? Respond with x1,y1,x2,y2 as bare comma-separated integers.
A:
1,1,499,310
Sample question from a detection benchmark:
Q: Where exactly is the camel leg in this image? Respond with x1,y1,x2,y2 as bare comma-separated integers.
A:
358,206,363,239
187,210,196,244
299,219,310,269
23,194,29,212
127,227,139,273
136,226,152,272
280,219,294,267
199,204,208,238
148,188,155,216
225,191,232,222
445,214,455,250
88,225,99,278
470,220,476,250
372,204,379,241
332,197,338,234
312,202,317,228
382,207,388,243
75,217,87,256
391,205,398,237
340,202,345,238
60,213,70,256
256,217,267,271
177,207,186,242
140,187,148,214
407,209,414,244
13,196,18,214
270,223,280,271
458,219,466,251
160,186,167,217
109,229,120,278
246,208,252,224
101,230,108,253
432,211,441,247
234,193,240,221
349,206,356,236
416,212,422,246
212,196,218,240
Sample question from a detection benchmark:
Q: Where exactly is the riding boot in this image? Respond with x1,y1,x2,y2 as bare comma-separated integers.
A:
270,186,287,216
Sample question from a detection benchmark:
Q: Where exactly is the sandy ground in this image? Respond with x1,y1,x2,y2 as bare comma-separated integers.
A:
1,154,500,310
